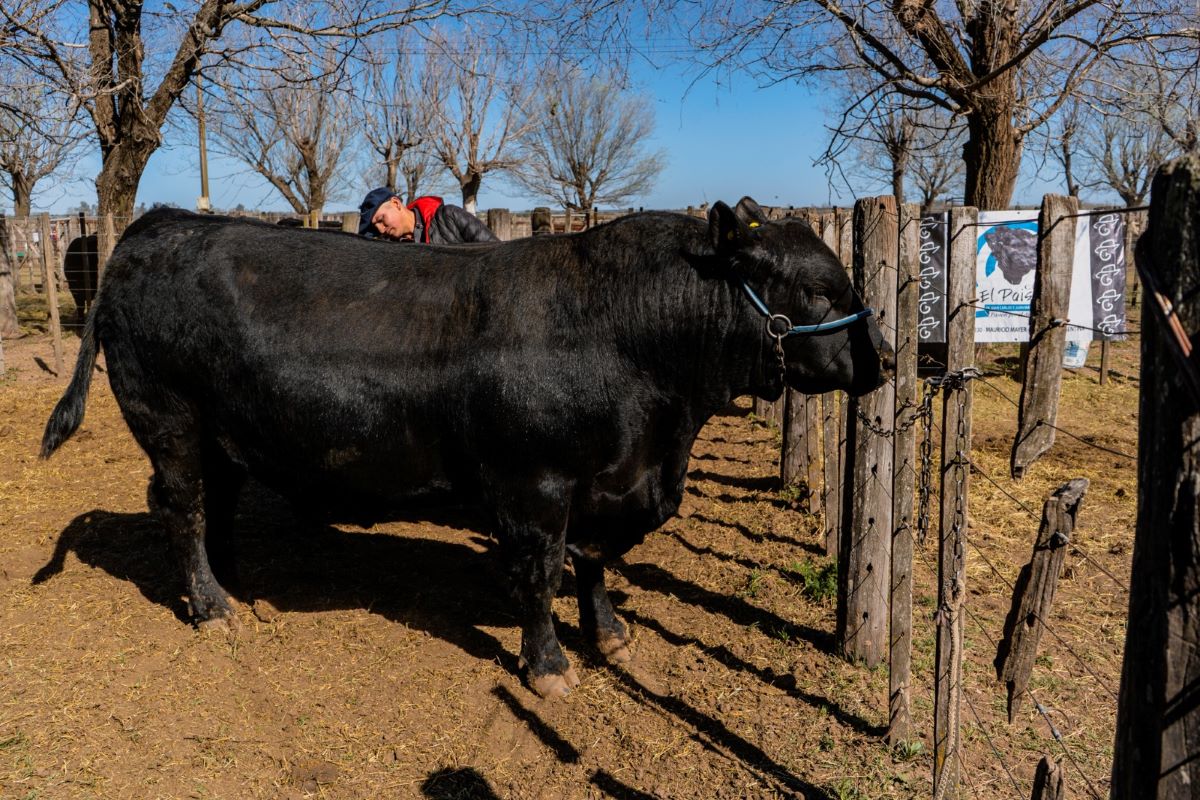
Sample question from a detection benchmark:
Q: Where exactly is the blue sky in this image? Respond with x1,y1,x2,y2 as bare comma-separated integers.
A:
27,56,1066,216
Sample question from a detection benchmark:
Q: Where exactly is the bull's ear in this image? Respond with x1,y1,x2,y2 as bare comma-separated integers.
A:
733,197,769,227
709,201,754,253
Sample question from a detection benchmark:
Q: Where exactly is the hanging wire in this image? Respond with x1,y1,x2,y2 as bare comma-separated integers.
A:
966,455,1132,595
1027,689,1107,800
959,684,1028,799
961,604,1106,800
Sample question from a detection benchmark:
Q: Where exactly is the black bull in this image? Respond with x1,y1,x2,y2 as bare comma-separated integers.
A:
62,234,100,326
41,199,892,698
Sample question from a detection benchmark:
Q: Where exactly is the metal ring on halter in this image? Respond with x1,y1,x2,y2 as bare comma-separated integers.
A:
767,314,792,340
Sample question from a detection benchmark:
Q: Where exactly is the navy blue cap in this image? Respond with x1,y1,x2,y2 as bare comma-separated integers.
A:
358,187,398,236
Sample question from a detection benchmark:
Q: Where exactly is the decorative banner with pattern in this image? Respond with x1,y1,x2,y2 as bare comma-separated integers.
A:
917,213,949,344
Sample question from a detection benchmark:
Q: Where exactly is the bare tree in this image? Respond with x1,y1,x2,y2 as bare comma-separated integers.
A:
356,33,436,192
908,116,965,209
512,68,665,219
2,0,515,219
1076,59,1190,206
612,0,1197,209
824,81,962,209
1043,96,1085,198
0,61,88,336
203,43,357,214
0,63,88,216
421,29,535,213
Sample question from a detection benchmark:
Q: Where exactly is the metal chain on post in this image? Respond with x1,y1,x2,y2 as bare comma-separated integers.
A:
916,381,938,546
932,367,976,800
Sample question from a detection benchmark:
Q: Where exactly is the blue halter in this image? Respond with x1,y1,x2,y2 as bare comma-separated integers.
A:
738,279,875,337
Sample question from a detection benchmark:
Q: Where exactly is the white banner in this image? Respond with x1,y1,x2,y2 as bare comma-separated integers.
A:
973,210,1127,343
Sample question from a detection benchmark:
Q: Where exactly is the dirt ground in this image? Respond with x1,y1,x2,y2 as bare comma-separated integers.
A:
0,314,1139,799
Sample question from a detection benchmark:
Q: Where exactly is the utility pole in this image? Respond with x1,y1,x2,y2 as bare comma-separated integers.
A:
197,75,211,213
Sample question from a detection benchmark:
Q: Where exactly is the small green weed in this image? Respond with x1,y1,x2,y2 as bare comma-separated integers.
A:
830,778,865,800
892,739,925,761
740,569,768,598
0,731,27,751
786,558,838,604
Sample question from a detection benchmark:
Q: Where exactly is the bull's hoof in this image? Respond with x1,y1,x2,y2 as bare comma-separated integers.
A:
530,667,580,699
197,613,240,636
189,595,238,633
596,633,632,665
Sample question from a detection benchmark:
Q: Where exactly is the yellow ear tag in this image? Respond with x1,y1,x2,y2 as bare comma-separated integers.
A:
748,221,760,228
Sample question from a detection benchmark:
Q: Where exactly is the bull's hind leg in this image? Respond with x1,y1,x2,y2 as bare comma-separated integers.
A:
571,553,631,664
147,452,235,627
201,443,245,589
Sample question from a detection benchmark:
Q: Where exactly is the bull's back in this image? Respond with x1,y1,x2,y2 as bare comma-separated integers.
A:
94,212,641,509
97,214,497,503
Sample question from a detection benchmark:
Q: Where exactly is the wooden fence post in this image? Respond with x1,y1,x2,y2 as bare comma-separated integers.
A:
1112,153,1200,799
933,204,978,799
38,213,64,376
994,478,1089,722
888,202,921,744
836,196,898,667
780,389,811,507
1032,756,1066,800
1010,194,1079,479
486,208,512,241
0,214,17,338
341,212,357,233
819,212,844,555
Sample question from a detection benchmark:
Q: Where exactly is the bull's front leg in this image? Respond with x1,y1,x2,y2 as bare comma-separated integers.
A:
494,485,579,699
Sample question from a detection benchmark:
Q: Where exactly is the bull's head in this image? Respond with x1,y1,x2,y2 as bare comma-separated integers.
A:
709,197,894,398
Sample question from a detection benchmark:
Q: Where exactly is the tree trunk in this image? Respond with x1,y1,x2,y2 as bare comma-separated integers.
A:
0,217,17,337
892,166,906,206
10,172,33,218
1060,135,1079,197
386,161,399,190
963,106,1023,210
96,143,153,221
460,172,482,214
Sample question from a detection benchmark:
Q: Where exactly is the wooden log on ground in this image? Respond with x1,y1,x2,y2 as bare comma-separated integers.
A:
1112,153,1200,799
889,202,921,744
837,195,898,667
933,205,978,799
994,478,1089,723
39,213,64,376
1010,194,1079,479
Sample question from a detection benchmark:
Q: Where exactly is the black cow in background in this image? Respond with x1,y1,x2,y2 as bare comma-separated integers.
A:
41,199,892,699
62,234,99,328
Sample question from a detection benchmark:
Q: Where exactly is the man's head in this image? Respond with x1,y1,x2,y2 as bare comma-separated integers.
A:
358,188,416,240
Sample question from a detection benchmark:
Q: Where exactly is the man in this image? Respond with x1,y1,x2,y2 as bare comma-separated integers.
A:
358,187,498,243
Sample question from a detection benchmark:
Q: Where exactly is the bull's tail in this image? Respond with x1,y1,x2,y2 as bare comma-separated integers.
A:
40,311,99,459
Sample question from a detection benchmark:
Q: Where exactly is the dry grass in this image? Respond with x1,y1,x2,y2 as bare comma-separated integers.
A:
0,318,1138,800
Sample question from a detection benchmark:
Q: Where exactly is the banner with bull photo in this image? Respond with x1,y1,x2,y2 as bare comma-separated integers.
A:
974,210,1127,343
